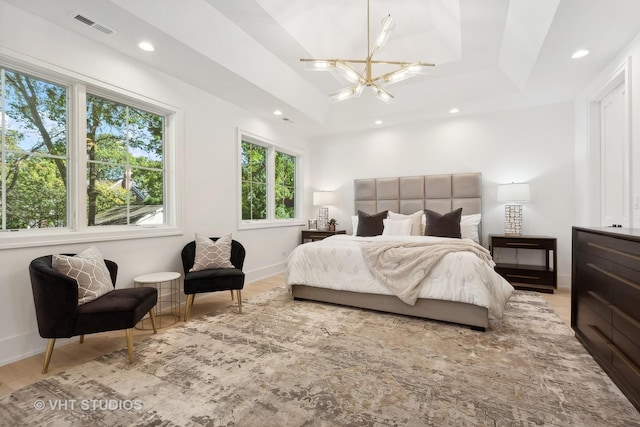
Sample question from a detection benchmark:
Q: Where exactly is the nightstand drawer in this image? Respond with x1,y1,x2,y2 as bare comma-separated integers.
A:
305,232,333,240
494,266,554,286
491,236,555,250
301,229,346,243
489,234,557,293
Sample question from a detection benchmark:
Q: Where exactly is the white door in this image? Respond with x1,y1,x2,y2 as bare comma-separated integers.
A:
600,83,628,227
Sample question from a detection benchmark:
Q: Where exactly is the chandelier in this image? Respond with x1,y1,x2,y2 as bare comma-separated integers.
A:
300,0,434,104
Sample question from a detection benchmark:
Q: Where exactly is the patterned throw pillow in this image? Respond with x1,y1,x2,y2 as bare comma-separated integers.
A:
190,234,235,272
53,245,113,305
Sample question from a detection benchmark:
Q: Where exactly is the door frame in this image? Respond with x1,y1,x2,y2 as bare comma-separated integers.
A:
587,57,631,226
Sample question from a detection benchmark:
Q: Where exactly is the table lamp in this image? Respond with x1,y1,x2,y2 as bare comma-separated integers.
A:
497,183,530,235
313,191,333,231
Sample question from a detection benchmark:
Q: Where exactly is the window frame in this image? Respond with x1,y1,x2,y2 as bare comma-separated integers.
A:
0,56,182,250
237,129,304,230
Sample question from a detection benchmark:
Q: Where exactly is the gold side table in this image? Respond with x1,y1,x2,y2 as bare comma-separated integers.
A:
134,271,181,329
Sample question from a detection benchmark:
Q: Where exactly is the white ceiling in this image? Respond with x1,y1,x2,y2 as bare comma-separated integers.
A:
5,0,640,138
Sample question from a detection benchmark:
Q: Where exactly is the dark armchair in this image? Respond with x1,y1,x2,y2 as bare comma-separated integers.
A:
181,237,246,321
29,255,158,374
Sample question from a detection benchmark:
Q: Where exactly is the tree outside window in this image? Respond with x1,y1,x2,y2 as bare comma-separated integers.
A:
0,69,68,229
86,94,164,226
275,151,295,219
240,135,299,224
241,141,267,220
0,67,167,231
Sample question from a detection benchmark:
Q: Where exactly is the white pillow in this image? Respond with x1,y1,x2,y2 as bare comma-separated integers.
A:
53,245,113,305
351,215,359,235
388,210,423,236
191,233,235,272
382,218,412,236
460,214,482,243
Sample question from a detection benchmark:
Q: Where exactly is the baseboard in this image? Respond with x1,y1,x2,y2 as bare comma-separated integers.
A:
0,331,74,367
244,262,285,284
557,273,571,289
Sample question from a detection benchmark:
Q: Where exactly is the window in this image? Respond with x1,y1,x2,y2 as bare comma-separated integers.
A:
86,94,164,226
241,141,267,221
239,131,302,228
1,69,69,230
0,61,178,248
275,151,296,219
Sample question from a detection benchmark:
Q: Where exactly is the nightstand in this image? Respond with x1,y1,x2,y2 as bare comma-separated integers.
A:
489,234,557,293
301,229,346,244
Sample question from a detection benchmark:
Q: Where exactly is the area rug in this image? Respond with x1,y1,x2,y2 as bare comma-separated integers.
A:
1,289,639,426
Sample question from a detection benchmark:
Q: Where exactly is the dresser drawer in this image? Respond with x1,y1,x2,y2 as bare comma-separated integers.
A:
578,252,640,322
612,306,640,368
579,289,611,323
576,231,640,272
575,300,612,363
610,343,640,407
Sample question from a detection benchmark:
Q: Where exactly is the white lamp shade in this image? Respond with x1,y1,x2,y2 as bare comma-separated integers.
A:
313,191,334,206
497,183,530,202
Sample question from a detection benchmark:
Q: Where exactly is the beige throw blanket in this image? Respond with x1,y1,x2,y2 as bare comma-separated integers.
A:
361,239,495,305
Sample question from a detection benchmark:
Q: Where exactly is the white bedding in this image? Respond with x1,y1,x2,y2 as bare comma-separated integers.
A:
285,234,514,319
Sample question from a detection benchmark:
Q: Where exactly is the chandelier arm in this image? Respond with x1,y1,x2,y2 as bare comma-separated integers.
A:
367,0,371,59
366,0,373,83
301,58,434,67
368,60,435,66
300,58,364,63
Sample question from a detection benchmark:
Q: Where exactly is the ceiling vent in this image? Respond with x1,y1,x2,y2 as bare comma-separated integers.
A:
72,13,116,35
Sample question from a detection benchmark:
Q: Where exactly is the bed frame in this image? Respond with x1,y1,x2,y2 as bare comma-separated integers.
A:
291,172,489,331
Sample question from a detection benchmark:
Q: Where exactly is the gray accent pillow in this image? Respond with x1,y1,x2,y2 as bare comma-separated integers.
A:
356,210,388,237
53,245,113,305
424,208,462,238
190,233,235,272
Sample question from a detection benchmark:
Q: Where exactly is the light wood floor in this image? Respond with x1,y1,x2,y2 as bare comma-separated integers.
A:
0,274,570,398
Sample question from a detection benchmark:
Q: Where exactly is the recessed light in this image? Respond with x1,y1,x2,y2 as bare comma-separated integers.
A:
374,120,383,125
273,110,283,116
571,49,589,59
449,107,459,114
138,41,155,52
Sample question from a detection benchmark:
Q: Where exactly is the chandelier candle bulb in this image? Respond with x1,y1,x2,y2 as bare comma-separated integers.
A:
335,62,366,85
371,85,394,104
305,60,335,71
330,85,364,103
373,15,395,52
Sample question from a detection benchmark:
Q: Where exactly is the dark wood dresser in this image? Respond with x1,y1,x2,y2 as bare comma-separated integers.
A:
572,226,640,411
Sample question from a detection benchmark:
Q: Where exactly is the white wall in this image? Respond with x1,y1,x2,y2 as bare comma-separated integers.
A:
308,103,575,287
0,4,308,365
574,31,640,227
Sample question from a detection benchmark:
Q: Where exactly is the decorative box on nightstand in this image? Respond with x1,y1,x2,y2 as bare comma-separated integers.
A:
301,229,346,244
489,234,557,293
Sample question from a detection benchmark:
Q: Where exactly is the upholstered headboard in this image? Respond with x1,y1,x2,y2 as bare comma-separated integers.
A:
354,173,482,216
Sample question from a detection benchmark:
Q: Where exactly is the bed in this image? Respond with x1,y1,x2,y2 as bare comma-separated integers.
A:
285,173,514,331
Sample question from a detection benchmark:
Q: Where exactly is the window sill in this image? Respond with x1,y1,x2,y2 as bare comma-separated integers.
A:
0,225,182,250
237,219,305,231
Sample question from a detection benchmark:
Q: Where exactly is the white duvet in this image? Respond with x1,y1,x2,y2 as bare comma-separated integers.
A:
285,234,514,319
